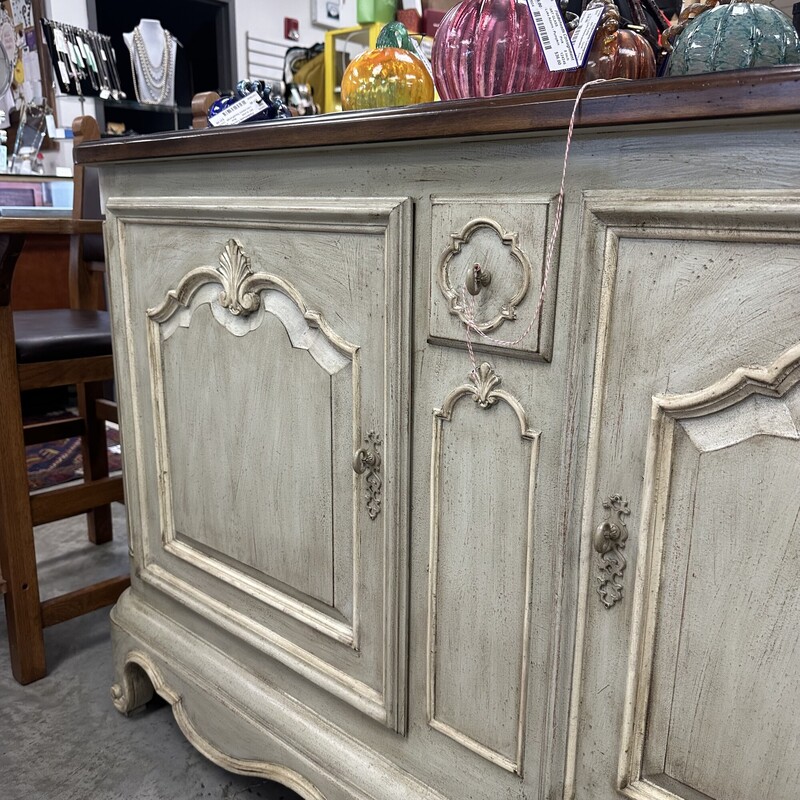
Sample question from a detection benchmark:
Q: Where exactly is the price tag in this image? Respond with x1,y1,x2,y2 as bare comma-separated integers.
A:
524,0,578,72
45,113,56,138
100,49,107,61
99,88,111,99
78,37,97,72
54,28,69,54
409,38,434,83
58,61,69,86
208,91,268,127
571,5,604,67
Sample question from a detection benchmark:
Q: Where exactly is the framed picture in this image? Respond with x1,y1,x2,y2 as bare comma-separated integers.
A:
311,0,341,29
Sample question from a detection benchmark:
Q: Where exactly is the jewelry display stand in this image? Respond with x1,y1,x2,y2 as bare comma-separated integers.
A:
123,19,177,106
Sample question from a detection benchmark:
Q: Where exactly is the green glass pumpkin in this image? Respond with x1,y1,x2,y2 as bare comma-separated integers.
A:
667,0,800,76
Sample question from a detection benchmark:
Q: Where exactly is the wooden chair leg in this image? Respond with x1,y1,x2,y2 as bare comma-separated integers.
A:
0,306,46,683
77,380,113,545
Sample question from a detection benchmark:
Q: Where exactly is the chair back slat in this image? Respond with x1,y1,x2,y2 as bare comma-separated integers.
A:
69,116,103,308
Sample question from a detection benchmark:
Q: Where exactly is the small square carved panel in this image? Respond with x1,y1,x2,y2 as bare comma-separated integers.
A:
429,197,559,361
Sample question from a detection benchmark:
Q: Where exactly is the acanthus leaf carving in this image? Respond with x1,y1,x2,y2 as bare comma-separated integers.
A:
216,238,261,316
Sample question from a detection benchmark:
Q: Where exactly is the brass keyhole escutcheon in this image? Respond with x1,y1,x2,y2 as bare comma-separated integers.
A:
465,263,492,296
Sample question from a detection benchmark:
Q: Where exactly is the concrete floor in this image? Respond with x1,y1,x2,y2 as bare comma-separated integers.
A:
0,504,301,800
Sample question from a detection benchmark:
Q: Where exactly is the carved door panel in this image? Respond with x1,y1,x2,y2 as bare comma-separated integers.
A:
567,194,800,800
105,197,411,732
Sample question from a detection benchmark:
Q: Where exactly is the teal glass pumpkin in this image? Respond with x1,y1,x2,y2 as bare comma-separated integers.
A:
667,0,800,76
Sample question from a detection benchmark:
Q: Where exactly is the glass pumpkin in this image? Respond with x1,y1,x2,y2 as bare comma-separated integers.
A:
432,0,565,101
566,0,656,85
341,47,434,111
666,0,800,76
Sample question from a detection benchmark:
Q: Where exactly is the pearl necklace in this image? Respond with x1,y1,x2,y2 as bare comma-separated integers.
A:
130,25,173,105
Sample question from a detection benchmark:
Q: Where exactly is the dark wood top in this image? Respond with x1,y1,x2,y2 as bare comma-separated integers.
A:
0,218,102,234
76,67,800,165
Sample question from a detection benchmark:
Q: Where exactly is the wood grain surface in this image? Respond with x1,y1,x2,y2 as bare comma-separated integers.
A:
76,67,800,164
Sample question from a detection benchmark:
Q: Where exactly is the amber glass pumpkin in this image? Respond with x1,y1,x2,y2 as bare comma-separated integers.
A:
432,0,564,101
566,0,655,85
341,46,434,111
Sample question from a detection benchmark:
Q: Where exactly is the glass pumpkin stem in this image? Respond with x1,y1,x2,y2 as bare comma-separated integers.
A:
662,0,720,53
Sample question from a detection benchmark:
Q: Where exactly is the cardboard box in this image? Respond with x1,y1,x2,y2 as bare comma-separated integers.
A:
423,0,459,10
397,9,423,32
423,9,446,35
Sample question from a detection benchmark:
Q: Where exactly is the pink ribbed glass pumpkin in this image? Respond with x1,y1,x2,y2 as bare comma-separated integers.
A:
432,0,565,100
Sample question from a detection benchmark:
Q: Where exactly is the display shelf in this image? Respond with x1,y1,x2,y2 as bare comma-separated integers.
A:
102,98,194,115
0,173,72,181
76,66,800,165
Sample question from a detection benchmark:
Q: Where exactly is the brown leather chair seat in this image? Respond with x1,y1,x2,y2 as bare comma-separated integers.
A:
14,309,112,363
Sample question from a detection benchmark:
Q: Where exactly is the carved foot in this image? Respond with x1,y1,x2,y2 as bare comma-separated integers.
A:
111,660,155,715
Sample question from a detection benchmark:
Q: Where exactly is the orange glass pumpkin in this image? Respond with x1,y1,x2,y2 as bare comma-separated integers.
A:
341,46,434,111
566,0,656,85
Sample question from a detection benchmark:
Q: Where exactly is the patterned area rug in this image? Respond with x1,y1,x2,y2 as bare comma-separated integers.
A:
26,414,121,491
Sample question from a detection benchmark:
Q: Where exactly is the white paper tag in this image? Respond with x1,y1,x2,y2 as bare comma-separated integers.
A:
571,5,604,67
58,61,69,85
100,49,107,61
54,28,69,54
45,113,56,138
78,37,97,72
409,38,434,84
208,91,267,127
525,0,578,71
99,88,111,99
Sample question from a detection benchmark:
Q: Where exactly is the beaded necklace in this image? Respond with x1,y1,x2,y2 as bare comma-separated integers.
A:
130,25,173,104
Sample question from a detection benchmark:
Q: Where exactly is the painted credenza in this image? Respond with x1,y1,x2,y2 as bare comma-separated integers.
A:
79,70,800,800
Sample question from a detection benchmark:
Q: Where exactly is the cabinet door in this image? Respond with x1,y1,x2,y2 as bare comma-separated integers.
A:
567,193,800,800
105,197,411,732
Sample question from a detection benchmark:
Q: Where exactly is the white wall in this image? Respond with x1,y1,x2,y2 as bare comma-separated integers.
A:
235,0,358,81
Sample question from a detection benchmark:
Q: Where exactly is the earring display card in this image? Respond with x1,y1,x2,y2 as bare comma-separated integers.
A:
40,18,124,100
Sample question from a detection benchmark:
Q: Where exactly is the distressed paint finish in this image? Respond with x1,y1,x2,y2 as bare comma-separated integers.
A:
429,196,559,361
427,363,540,775
93,117,800,800
567,195,800,800
107,197,412,733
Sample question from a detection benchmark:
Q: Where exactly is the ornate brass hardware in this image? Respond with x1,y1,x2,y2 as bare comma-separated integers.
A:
465,262,492,296
353,431,382,520
353,443,380,474
594,494,630,609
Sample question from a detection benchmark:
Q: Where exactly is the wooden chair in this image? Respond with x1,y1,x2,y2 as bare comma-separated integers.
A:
0,116,128,685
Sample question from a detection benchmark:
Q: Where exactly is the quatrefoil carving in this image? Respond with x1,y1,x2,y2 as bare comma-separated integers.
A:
437,217,531,333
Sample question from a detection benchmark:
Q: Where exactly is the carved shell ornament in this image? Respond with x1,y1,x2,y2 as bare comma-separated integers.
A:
216,238,260,316
470,361,502,409
438,217,531,333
